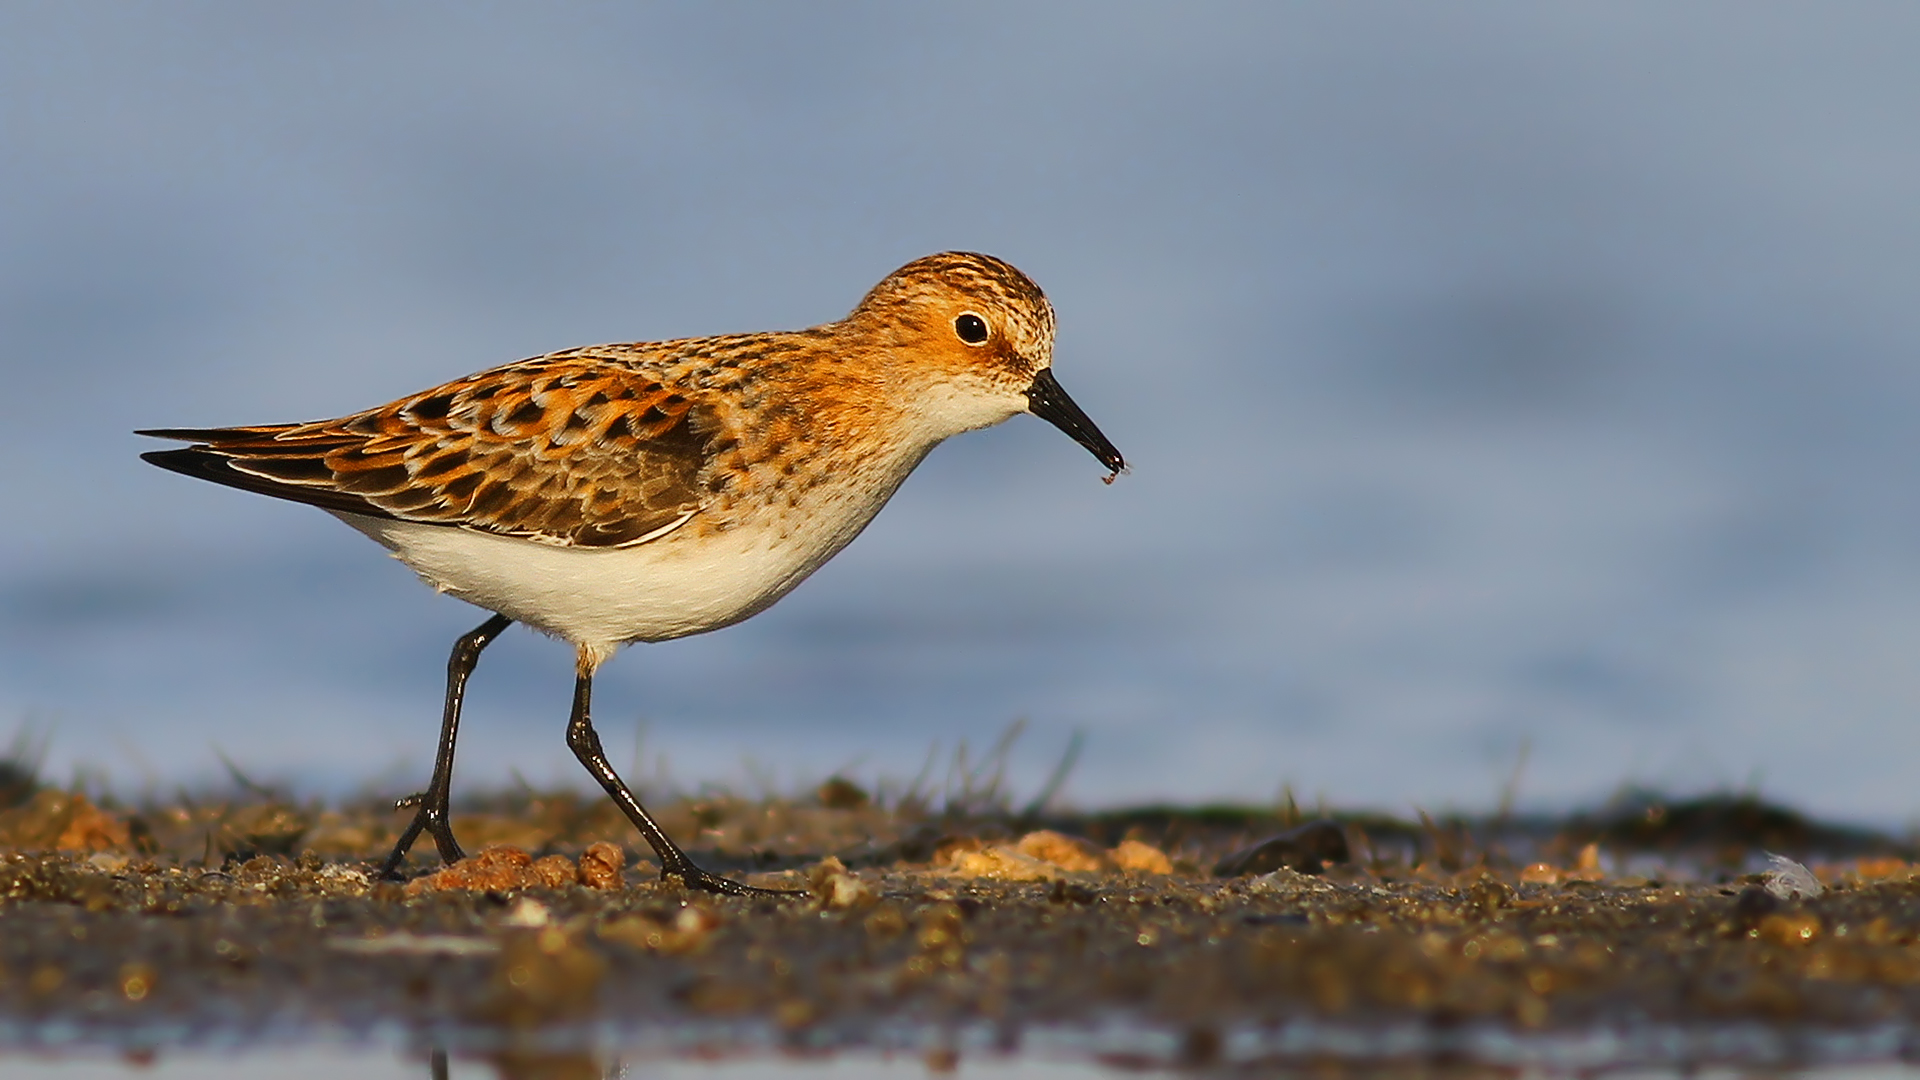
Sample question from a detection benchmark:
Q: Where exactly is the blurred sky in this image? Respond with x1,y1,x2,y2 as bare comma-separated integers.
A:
4,3,1920,822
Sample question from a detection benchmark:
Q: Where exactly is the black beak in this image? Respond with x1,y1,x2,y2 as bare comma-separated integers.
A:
1025,368,1126,482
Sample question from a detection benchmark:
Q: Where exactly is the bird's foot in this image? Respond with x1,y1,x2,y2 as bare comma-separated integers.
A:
378,792,465,880
664,862,802,898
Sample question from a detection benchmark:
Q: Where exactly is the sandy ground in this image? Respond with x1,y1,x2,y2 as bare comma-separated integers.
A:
1,782,1919,1078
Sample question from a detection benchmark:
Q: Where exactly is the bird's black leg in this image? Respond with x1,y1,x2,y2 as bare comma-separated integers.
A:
380,613,513,879
564,653,798,897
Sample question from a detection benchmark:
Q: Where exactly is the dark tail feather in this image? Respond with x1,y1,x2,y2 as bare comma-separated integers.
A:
137,445,396,521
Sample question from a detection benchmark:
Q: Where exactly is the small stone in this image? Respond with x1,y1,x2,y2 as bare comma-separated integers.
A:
1109,839,1174,875
1570,842,1605,880
945,846,1060,882
1247,867,1335,895
406,845,590,895
317,864,371,896
0,790,131,853
807,856,877,909
1213,820,1349,877
59,796,131,851
576,842,625,889
406,845,533,894
1466,875,1517,919
1762,853,1824,900
527,854,576,889
1014,830,1110,872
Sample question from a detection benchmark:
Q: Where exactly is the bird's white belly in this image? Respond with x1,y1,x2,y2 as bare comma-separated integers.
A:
331,509,860,650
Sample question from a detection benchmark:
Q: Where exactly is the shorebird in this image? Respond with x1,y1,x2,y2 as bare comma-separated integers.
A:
140,251,1125,895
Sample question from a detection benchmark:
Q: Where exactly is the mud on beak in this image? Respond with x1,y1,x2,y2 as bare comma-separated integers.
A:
1025,368,1126,482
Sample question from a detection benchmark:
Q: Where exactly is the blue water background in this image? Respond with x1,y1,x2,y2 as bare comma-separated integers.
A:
4,5,1920,823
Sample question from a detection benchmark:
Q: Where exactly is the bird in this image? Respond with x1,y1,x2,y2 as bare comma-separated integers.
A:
138,251,1125,895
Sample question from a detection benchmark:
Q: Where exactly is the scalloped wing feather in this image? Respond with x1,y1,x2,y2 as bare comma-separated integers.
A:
140,357,719,548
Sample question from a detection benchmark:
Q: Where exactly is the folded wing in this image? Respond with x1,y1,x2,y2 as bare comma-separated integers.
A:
139,354,720,548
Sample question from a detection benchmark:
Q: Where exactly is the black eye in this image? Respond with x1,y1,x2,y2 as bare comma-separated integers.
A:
954,312,989,344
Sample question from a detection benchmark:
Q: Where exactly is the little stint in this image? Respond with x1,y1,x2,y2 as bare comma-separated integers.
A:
140,251,1125,895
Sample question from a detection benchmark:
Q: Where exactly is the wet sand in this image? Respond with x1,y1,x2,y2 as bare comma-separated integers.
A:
2,784,1919,1076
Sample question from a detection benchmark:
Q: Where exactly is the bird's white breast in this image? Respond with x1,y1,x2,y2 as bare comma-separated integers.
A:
328,460,918,655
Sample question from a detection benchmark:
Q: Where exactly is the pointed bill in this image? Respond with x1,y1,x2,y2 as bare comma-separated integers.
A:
1025,368,1126,482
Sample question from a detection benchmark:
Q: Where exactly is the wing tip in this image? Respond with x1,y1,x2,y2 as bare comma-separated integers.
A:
135,444,401,525
139,446,243,485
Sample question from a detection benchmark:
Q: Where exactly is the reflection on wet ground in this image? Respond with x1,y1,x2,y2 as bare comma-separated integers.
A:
5,782,1920,1075
0,1049,1139,1079
9,1050,1920,1080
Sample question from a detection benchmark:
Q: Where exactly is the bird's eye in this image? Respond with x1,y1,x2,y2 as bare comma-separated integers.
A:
954,312,990,345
